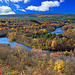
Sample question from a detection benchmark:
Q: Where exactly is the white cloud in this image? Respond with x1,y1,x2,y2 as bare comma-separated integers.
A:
26,1,60,11
60,0,64,2
24,0,29,3
17,8,26,12
10,0,23,3
0,0,29,3
0,6,15,15
14,4,26,12
0,0,2,2
5,0,9,3
14,4,20,9
21,9,26,12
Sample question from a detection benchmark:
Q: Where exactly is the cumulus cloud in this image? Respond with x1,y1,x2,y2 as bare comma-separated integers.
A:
0,0,29,3
26,1,60,11
0,6,15,15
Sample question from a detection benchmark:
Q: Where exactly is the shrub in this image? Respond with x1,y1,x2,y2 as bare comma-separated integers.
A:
57,34,63,38
64,51,70,56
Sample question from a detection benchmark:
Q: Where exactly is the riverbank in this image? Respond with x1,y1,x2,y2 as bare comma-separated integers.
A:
0,37,56,55
0,26,74,52
7,25,75,51
0,27,65,51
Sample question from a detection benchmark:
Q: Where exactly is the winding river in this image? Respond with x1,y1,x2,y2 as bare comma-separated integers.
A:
48,27,65,35
0,27,65,55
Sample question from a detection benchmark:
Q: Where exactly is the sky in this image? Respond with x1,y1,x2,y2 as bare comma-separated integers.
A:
0,0,75,15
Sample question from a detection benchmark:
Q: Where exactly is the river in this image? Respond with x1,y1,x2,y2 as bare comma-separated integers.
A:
0,27,65,55
48,27,65,35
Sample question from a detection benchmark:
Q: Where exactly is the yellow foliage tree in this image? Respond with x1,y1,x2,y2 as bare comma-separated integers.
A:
54,59,64,72
51,39,57,49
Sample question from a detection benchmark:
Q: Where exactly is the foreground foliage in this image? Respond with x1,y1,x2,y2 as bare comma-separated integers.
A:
0,44,75,75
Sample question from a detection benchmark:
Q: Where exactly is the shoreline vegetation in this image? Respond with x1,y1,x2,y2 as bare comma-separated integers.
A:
8,26,75,51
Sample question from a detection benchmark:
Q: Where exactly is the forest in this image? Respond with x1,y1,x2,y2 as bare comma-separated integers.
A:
0,14,75,75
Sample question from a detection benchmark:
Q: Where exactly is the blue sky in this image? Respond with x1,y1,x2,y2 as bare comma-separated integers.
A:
0,0,75,15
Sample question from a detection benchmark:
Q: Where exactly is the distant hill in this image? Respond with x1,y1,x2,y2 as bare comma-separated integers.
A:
0,14,75,20
0,14,37,18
